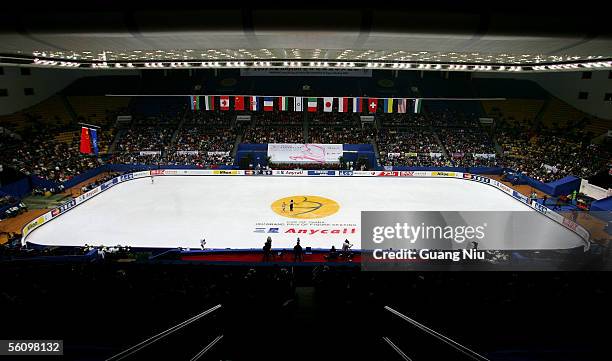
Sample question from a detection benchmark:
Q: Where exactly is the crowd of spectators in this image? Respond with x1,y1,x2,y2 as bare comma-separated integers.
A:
437,127,497,155
1,132,101,183
256,111,303,126
116,126,175,153
309,124,374,144
243,126,304,143
376,127,442,167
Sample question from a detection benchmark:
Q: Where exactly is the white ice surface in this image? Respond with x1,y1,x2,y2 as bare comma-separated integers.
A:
25,176,581,249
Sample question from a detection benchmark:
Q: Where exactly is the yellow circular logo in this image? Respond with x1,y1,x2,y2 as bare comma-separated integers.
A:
271,195,340,219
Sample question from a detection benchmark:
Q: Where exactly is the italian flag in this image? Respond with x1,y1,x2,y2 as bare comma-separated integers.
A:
307,98,317,112
279,96,289,111
204,96,215,110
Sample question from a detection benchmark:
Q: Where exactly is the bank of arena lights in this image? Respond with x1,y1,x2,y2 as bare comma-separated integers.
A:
581,61,612,68
14,57,612,72
309,62,329,67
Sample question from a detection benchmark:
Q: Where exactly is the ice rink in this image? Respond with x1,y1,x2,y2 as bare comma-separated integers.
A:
25,176,584,250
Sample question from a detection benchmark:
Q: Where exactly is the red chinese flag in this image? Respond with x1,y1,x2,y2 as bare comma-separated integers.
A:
234,96,244,111
220,96,230,111
79,126,92,154
368,98,378,113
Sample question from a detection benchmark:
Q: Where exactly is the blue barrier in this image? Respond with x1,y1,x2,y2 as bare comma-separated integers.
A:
0,177,31,197
546,176,581,197
590,196,612,222
62,166,106,189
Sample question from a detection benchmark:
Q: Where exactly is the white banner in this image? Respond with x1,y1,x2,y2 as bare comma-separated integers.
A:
268,143,343,164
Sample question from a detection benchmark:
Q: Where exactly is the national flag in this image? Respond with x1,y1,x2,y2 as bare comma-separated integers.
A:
323,97,333,112
279,96,289,111
234,96,244,111
263,97,274,111
384,98,393,113
368,98,378,113
90,128,99,155
189,96,200,111
204,96,215,110
250,96,259,111
79,126,92,154
353,97,363,113
307,98,317,112
220,96,230,111
294,97,303,111
413,98,422,114
338,97,348,113
397,99,407,113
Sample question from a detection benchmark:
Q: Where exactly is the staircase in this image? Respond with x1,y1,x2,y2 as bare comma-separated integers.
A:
60,94,78,123
432,127,450,158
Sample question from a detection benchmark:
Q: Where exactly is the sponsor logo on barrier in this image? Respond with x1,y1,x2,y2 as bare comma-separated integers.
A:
150,170,165,176
339,171,354,176
285,227,357,235
100,178,118,191
51,209,60,217
469,175,491,184
379,171,399,177
463,173,471,179
532,201,548,215
245,170,255,175
562,218,579,231
307,170,336,176
23,216,46,236
432,171,456,177
512,190,529,204
58,199,77,213
120,173,134,181
271,195,340,219
277,170,304,176
399,171,415,177
213,170,238,175
78,188,100,202
496,182,512,194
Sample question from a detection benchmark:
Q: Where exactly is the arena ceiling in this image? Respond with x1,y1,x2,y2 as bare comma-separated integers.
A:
1,4,611,73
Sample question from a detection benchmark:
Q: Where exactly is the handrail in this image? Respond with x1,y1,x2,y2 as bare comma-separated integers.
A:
105,304,222,361
384,306,490,361
381,336,412,361
148,248,180,260
189,335,224,361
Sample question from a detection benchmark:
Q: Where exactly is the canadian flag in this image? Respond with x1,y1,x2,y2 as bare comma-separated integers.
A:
368,98,378,113
220,96,230,111
323,97,333,112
